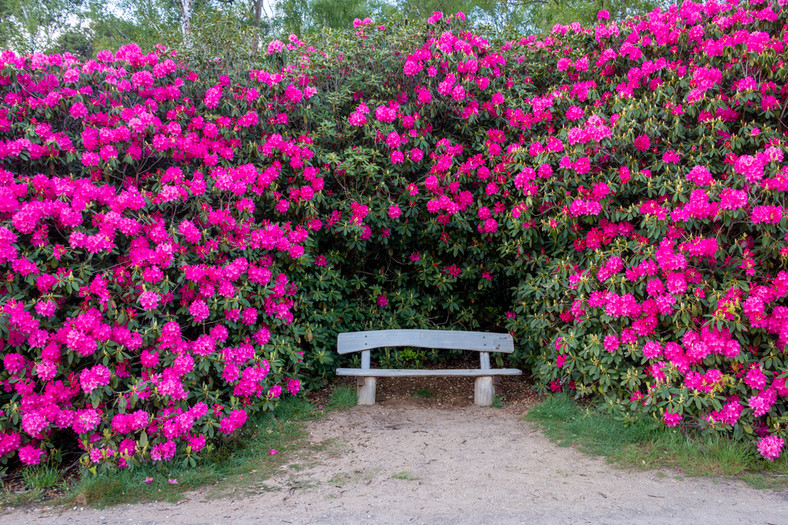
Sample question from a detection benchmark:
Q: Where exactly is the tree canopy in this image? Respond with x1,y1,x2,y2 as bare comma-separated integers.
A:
0,0,674,57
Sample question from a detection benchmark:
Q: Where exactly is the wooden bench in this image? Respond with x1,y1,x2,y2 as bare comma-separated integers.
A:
336,329,521,406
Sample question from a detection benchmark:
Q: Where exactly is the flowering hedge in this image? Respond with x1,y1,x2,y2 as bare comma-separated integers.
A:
2,0,788,475
0,44,316,474
498,1,788,462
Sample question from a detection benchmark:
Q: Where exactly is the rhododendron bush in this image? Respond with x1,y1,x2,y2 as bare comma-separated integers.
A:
497,0,788,462
2,0,788,475
0,45,315,474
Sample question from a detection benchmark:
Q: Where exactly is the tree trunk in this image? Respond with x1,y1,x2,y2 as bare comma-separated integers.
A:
180,0,193,44
252,0,262,52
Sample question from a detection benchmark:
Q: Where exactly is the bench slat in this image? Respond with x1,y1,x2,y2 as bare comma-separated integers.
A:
336,368,522,377
337,330,514,355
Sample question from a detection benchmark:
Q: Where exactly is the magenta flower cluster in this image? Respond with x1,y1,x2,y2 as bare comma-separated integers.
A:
0,42,309,473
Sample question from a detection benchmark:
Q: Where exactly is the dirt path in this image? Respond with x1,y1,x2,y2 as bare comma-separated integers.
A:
3,398,786,525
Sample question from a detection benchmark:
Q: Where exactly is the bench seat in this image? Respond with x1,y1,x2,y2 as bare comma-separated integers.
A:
336,368,522,377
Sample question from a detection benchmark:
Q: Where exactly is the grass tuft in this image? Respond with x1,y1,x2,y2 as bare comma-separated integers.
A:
23,464,61,490
390,471,418,481
327,384,357,410
526,394,788,490
491,392,504,408
413,387,437,399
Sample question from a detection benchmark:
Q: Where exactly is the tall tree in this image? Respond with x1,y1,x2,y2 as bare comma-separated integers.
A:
0,0,84,53
84,0,161,53
179,0,194,45
47,26,94,58
87,0,236,53
273,0,386,37
518,0,671,33
394,0,482,20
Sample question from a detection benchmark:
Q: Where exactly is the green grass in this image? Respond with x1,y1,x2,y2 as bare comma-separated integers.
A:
526,394,788,490
327,467,380,487
491,392,504,408
413,387,437,399
54,396,320,508
1,487,45,508
22,464,61,490
390,471,418,481
327,384,357,410
1,462,63,508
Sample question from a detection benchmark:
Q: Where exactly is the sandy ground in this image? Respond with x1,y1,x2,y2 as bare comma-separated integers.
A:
2,397,786,525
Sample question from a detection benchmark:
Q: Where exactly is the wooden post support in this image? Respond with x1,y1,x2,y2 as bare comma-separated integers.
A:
479,351,490,370
357,376,377,405
474,376,494,406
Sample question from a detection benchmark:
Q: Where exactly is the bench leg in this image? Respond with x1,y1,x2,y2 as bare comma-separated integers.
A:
474,376,494,406
357,377,376,405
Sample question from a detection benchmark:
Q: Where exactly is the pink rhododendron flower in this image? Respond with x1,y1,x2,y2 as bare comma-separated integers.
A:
390,150,404,164
71,408,101,434
151,440,176,462
745,367,767,390
686,166,713,186
734,155,764,183
267,40,284,54
375,105,396,123
719,189,747,210
757,435,784,462
139,291,159,311
634,134,650,151
80,365,111,394
642,341,663,359
189,299,209,323
348,112,367,126
204,85,222,108
749,388,777,417
268,385,282,399
751,206,782,225
663,412,682,427
219,409,248,434
18,445,45,465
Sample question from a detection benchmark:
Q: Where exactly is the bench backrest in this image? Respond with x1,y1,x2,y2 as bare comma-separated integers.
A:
337,329,514,355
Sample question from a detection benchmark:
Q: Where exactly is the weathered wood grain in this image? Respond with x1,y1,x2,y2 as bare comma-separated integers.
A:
337,330,513,355
474,376,495,406
335,368,522,377
357,377,376,405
